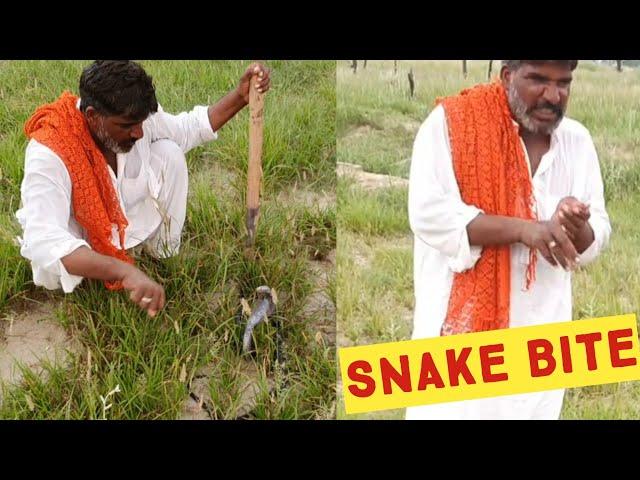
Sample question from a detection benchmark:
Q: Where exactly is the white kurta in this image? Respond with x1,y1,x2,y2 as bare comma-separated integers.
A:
406,105,611,420
16,102,218,293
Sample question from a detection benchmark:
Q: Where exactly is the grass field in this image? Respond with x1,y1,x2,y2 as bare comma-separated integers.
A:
337,60,640,420
0,60,336,419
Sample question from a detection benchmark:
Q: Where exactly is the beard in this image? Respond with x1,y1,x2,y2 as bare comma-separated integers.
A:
95,123,135,154
507,82,564,135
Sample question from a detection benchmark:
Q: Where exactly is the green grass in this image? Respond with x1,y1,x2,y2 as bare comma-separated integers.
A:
0,60,336,419
337,177,409,236
337,60,640,420
337,230,413,346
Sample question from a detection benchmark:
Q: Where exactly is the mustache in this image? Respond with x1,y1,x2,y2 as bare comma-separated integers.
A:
530,102,563,117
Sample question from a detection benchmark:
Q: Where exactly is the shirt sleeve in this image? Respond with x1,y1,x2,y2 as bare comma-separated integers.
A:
408,105,484,273
16,140,89,293
573,134,611,265
143,104,218,153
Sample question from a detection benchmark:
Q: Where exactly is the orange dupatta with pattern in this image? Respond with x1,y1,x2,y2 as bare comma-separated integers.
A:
24,91,133,290
437,82,537,335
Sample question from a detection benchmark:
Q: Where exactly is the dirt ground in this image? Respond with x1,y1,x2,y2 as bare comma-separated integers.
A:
0,298,78,403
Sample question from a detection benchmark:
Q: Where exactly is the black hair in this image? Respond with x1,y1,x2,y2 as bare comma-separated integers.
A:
79,60,158,119
502,60,579,71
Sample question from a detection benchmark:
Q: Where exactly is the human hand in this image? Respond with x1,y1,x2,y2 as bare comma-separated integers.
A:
520,218,580,271
120,265,166,317
552,196,590,242
236,62,271,104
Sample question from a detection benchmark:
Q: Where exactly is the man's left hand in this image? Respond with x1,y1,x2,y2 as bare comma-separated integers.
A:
552,196,590,241
236,63,271,104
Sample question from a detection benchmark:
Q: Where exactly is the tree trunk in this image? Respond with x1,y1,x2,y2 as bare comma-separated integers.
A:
351,60,357,74
394,60,398,75
617,60,623,72
487,60,493,80
408,69,415,98
463,60,468,78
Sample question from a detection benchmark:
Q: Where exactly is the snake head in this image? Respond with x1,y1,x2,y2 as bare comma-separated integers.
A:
255,285,276,315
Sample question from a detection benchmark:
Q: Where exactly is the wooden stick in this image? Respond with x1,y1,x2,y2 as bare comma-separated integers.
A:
246,74,264,246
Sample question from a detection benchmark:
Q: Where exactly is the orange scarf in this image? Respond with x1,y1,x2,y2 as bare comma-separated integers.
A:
438,82,537,335
24,91,133,290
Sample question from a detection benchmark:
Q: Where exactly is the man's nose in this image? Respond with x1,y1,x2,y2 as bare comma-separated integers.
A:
130,124,144,139
542,84,561,105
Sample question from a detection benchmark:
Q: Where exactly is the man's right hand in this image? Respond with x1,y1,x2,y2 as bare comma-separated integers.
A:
120,264,165,317
519,219,580,271
62,246,166,317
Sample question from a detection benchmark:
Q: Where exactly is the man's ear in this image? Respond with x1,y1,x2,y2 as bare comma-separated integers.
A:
85,105,97,120
84,106,101,129
500,65,512,89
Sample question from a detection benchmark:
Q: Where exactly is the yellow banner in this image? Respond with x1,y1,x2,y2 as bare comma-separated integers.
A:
339,314,640,414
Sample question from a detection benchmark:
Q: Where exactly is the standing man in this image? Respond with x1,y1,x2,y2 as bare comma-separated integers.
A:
17,60,270,317
407,60,611,419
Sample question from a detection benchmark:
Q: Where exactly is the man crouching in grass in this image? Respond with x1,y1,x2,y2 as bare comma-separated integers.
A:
16,60,270,317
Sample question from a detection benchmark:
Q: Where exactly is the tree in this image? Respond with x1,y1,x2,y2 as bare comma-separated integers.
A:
617,60,623,72
487,60,493,80
408,69,415,98
463,60,468,78
351,60,357,74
